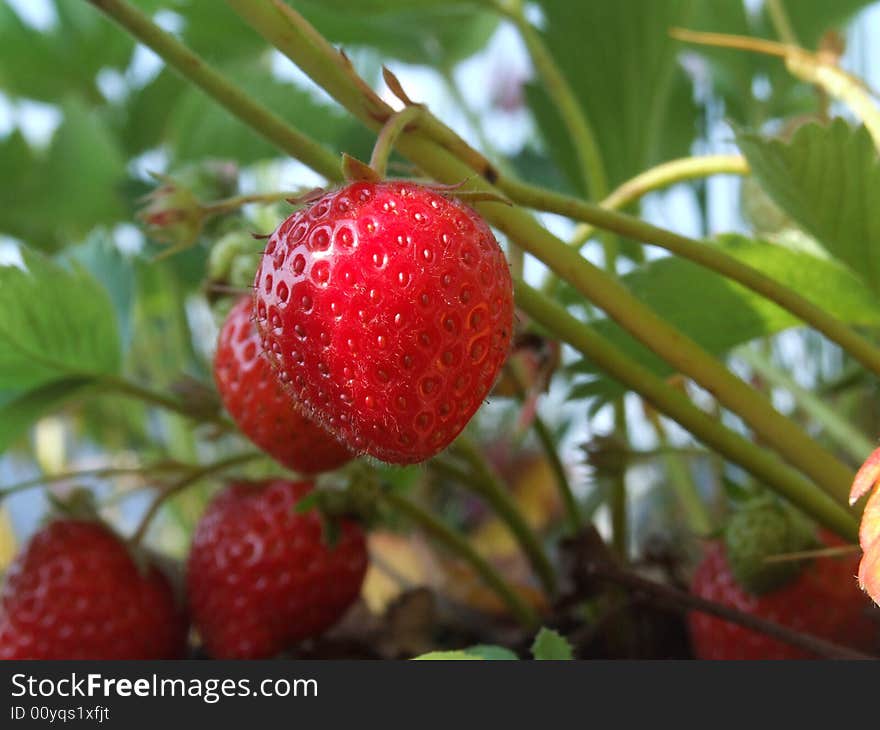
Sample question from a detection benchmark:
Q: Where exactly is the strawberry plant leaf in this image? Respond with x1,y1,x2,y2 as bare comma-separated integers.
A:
531,627,573,660
530,0,698,191
0,102,127,250
62,230,136,351
569,234,880,399
0,245,122,391
287,0,498,66
737,121,880,293
412,645,518,660
168,61,371,166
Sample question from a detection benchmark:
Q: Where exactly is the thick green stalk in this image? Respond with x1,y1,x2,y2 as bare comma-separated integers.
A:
450,437,557,595
502,176,880,386
737,347,876,464
86,0,343,183
515,281,859,541
380,489,540,630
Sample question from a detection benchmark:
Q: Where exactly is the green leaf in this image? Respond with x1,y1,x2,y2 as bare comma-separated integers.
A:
0,245,122,391
737,120,880,293
62,230,136,351
0,378,94,454
167,62,371,166
570,234,880,399
412,651,484,660
287,0,499,66
413,645,518,660
531,627,574,660
0,102,127,250
530,0,699,190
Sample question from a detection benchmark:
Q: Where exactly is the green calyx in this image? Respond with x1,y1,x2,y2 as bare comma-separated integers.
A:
723,497,819,595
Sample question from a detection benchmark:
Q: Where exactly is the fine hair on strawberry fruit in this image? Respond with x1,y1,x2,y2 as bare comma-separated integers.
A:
214,295,353,474
253,180,515,465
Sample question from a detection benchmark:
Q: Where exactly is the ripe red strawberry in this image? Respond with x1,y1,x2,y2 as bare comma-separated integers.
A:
253,181,514,465
0,520,186,660
689,536,876,660
215,296,353,474
187,479,367,659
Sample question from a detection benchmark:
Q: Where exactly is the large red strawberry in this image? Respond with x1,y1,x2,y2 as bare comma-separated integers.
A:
215,296,353,474
0,520,186,660
187,479,367,659
253,181,514,465
689,536,876,660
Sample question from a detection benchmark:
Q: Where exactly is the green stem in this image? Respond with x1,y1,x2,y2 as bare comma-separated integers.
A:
129,451,261,545
505,360,581,533
766,0,800,46
503,175,880,387
170,2,853,502
515,281,860,541
645,411,715,537
497,0,607,203
448,437,558,595
86,0,342,182
438,66,525,280
568,155,749,249
368,105,424,179
0,463,182,501
737,347,876,464
379,488,540,630
609,401,628,559
202,190,306,216
96,374,235,431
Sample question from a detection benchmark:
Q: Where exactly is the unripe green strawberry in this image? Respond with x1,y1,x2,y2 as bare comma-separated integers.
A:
723,498,818,595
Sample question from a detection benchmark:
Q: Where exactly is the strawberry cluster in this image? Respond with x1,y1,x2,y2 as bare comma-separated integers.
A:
0,181,514,660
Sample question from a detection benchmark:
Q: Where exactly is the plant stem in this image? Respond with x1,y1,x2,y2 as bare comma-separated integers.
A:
671,28,880,150
505,360,581,533
584,558,874,660
0,463,182,501
202,190,306,216
502,176,880,390
438,65,525,279
129,452,261,546
609,401,628,559
736,347,876,464
568,155,749,249
379,488,540,630
86,0,343,182
96,374,235,431
449,436,558,595
369,105,424,179
766,0,800,47
211,2,853,501
497,0,607,203
645,411,715,537
515,281,859,541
